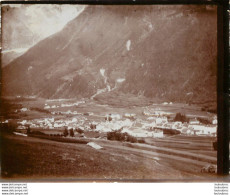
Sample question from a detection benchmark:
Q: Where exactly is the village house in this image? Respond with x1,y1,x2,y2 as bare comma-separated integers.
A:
212,116,217,125
44,105,50,109
189,118,200,125
124,113,136,119
21,108,29,112
155,117,168,125
189,124,217,136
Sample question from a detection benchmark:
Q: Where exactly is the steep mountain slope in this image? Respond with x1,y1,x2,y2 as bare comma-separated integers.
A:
2,5,217,103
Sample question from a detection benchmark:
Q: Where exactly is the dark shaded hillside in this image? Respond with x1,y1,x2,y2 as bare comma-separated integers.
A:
2,5,217,104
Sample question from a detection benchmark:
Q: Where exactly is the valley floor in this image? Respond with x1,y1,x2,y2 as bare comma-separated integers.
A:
1,97,224,181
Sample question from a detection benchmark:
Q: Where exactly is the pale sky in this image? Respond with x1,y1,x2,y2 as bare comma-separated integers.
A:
1,4,86,66
4,4,86,49
22,4,86,38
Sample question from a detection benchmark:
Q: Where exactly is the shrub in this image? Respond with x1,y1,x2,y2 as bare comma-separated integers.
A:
201,107,206,111
127,135,137,143
197,117,212,125
90,124,96,130
30,131,45,136
138,139,146,144
107,130,137,143
83,113,90,116
76,128,84,134
0,122,17,134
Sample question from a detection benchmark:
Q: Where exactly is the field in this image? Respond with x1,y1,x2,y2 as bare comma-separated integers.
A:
1,133,217,180
1,95,215,127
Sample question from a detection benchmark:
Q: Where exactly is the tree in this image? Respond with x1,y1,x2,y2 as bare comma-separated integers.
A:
69,128,74,137
173,112,189,123
26,126,31,134
90,124,96,130
63,127,68,137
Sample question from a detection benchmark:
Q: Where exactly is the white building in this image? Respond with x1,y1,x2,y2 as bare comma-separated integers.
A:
189,124,217,136
212,117,217,125
156,117,168,125
189,118,200,125
21,108,29,112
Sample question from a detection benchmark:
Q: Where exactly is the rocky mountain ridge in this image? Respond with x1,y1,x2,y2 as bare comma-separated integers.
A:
2,5,217,104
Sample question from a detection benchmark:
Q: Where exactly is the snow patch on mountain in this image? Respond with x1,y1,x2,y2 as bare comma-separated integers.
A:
117,78,126,83
126,40,131,51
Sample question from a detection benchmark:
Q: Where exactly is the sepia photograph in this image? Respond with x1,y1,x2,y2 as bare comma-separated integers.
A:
0,4,220,180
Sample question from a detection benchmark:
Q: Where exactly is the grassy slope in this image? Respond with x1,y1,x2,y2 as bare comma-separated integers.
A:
0,134,180,180
1,134,216,180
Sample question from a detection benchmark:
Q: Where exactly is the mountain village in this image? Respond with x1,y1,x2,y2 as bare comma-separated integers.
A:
2,101,217,138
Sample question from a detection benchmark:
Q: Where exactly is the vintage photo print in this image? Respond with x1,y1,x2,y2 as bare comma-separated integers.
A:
1,4,219,180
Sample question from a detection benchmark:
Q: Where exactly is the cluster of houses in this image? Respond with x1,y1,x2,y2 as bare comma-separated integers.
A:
142,108,217,136
102,114,216,137
15,117,87,130
51,110,78,115
14,107,30,113
2,102,217,138
44,100,85,109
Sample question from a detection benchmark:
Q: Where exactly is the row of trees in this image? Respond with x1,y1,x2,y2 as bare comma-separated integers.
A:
63,127,86,137
173,112,212,125
63,128,74,137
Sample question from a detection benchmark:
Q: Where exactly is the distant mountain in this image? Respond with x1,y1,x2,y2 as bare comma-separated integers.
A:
2,5,217,104
1,4,85,66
